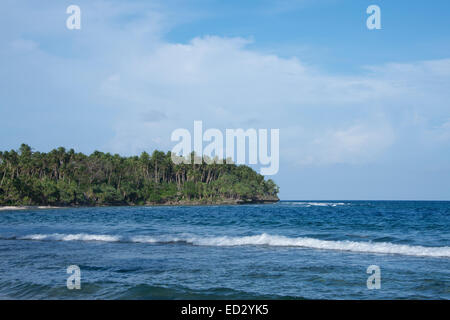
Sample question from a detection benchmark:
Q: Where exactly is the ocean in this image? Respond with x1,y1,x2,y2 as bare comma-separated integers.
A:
0,201,448,299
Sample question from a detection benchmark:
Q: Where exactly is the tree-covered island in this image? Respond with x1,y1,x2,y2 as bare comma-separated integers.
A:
0,144,279,206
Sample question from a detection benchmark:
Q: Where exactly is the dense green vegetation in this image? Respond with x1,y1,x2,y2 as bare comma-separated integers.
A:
0,144,279,206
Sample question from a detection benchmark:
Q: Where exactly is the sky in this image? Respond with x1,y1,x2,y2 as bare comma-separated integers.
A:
1,0,450,200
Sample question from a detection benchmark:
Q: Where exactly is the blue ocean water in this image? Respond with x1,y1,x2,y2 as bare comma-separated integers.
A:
0,201,449,299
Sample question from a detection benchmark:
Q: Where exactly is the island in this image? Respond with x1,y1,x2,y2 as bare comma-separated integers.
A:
0,144,279,207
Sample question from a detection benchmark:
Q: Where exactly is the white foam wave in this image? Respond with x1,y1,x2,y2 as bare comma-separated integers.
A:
12,233,450,258
20,233,121,242
183,234,450,257
284,202,348,207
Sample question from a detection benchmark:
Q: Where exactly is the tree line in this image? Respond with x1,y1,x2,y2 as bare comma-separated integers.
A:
0,144,279,206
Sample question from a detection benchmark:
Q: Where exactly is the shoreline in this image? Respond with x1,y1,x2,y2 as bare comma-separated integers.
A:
0,206,61,211
0,199,279,211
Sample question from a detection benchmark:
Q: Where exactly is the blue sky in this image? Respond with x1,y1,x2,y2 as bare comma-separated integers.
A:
1,0,450,200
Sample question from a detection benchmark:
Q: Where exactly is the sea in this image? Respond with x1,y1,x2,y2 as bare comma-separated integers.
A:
0,201,448,299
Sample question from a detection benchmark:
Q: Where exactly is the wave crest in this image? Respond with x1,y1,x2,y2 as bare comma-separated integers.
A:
20,233,120,242
283,202,348,207
4,233,449,258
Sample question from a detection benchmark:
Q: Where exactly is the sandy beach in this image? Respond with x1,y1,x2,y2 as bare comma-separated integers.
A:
0,206,60,211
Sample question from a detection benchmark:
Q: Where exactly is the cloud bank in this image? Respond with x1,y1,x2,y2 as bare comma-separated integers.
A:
1,0,450,198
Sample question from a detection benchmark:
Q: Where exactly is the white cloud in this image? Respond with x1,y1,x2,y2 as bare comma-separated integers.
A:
2,1,450,168
90,33,450,164
294,123,395,166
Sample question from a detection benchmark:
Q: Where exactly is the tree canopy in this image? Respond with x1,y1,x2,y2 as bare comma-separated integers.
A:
0,144,279,206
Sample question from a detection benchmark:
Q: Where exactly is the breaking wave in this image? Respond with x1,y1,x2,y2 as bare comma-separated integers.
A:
18,233,121,242
283,202,349,207
3,233,449,258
